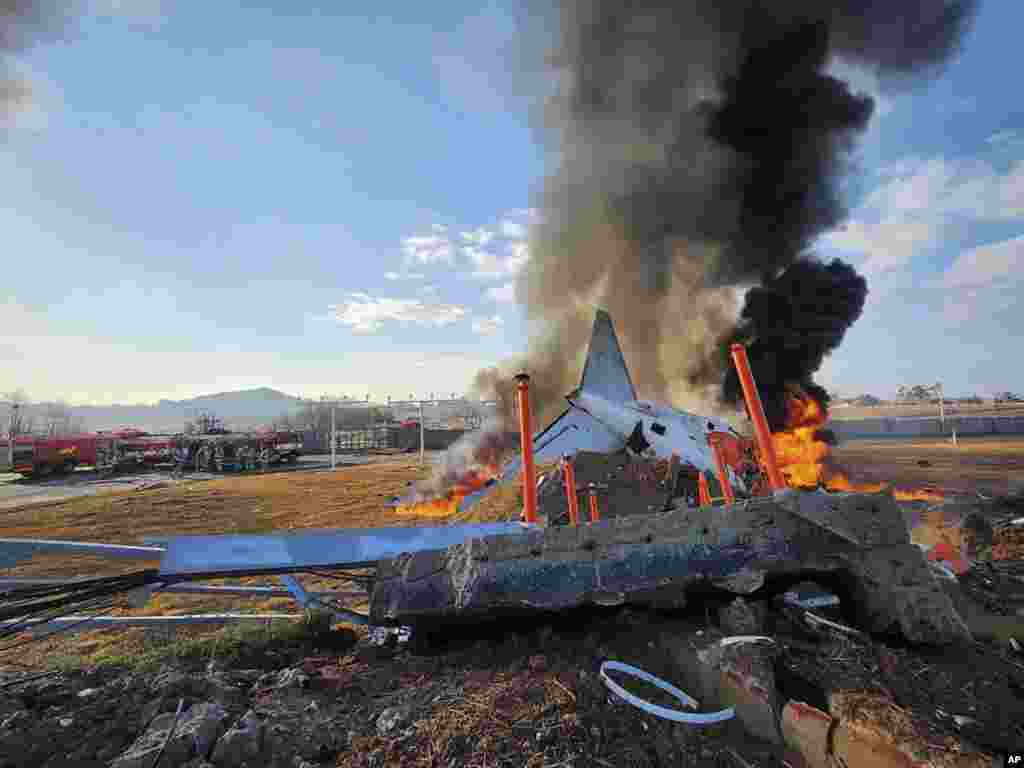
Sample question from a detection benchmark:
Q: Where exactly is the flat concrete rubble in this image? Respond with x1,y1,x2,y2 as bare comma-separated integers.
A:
371,489,972,645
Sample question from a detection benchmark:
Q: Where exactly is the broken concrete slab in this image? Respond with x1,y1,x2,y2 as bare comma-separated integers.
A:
840,544,972,644
371,491,970,645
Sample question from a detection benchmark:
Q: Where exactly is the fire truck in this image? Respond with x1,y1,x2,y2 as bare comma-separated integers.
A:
0,434,113,477
0,430,302,479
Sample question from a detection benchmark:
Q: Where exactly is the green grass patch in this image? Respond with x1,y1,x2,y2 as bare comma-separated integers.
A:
85,608,344,674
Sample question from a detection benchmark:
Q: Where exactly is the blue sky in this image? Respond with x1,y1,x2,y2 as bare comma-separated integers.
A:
1,0,1020,405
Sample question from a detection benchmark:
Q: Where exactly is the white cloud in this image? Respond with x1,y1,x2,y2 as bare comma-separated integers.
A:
823,155,1024,273
499,219,527,239
431,223,448,234
400,234,454,265
464,244,529,279
506,241,529,271
823,218,945,274
866,157,1024,221
384,271,426,280
471,315,504,335
487,282,516,303
330,294,467,333
943,234,1024,289
460,227,494,246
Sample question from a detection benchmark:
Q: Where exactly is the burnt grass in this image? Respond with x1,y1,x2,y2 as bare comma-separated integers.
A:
1,582,1022,768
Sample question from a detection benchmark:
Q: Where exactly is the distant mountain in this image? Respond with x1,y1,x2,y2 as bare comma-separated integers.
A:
20,388,308,434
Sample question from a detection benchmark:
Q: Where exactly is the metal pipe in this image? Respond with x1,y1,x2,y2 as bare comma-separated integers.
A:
729,344,785,492
709,439,735,504
562,455,579,525
587,483,600,522
698,472,711,507
515,373,538,524
0,577,362,600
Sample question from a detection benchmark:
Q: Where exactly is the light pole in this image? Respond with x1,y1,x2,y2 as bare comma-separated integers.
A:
322,395,337,470
419,398,425,467
3,401,17,470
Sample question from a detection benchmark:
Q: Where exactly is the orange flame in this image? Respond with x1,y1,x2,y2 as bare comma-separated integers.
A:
771,388,943,503
394,462,501,519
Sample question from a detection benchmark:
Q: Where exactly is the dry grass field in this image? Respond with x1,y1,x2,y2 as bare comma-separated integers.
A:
1,437,1021,670
833,435,1024,495
830,401,1024,420
0,456,531,670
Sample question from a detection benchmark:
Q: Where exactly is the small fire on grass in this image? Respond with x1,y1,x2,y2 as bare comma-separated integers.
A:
394,464,500,518
393,425,511,518
772,387,943,503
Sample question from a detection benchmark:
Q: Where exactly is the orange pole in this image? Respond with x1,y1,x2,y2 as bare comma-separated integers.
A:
698,472,712,506
587,483,600,522
515,373,538,524
729,343,786,492
562,455,579,525
709,440,735,504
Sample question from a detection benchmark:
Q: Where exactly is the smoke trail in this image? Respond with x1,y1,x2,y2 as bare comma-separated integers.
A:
475,0,979,427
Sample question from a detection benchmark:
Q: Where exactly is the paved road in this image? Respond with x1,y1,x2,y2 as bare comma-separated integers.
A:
0,453,421,510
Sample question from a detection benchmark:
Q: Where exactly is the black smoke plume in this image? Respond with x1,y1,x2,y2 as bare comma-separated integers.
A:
475,0,979,430
722,259,868,431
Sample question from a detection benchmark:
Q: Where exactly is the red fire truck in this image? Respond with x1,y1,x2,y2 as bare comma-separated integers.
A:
0,430,302,478
0,434,113,477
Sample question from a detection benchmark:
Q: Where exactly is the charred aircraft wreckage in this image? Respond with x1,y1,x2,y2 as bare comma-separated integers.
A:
0,310,970,649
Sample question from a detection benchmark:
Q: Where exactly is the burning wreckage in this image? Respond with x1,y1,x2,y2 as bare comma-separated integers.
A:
0,310,972,650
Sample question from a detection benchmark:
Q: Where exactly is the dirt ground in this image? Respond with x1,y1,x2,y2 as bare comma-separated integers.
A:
1,439,1023,764
0,439,1022,670
833,435,1024,496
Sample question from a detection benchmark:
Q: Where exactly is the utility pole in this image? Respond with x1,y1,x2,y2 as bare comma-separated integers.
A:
4,401,17,470
936,381,945,428
419,399,425,467
328,396,337,470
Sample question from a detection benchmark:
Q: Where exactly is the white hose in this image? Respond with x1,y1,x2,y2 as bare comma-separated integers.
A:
599,661,734,725
598,636,775,725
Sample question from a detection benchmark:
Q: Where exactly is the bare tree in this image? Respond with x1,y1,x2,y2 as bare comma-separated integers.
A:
42,400,84,437
3,389,34,437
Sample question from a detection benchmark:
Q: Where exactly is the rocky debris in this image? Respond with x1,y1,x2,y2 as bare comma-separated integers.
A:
210,710,263,768
718,597,765,635
111,702,228,768
690,635,781,744
842,543,972,644
375,705,412,737
273,667,310,691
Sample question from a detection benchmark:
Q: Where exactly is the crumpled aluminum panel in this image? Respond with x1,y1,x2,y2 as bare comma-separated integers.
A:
158,523,536,577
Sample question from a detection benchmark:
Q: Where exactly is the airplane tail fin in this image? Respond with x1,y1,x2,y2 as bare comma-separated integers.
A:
579,309,637,403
